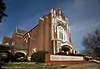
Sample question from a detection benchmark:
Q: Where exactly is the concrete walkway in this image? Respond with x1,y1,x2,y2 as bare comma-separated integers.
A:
91,59,100,64
66,62,100,69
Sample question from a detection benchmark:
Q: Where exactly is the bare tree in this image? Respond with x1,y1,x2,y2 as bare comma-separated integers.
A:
82,28,100,58
0,0,7,23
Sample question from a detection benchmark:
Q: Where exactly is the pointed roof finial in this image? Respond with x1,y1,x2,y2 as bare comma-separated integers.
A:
57,8,62,14
15,27,17,33
51,9,54,13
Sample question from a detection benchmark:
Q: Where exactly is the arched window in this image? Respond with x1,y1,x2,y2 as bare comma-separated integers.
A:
59,32,63,40
57,26,67,41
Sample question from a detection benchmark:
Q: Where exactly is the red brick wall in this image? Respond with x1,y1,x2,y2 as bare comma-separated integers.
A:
12,33,24,46
23,26,38,56
38,19,45,51
26,13,53,56
43,13,52,54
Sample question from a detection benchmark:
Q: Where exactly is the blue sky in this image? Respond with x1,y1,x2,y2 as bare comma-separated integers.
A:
0,0,100,53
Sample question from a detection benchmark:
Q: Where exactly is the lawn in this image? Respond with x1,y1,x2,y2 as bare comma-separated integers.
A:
1,62,100,69
2,62,58,69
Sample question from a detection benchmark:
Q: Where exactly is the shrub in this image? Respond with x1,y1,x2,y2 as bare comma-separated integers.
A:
31,51,48,63
11,54,17,62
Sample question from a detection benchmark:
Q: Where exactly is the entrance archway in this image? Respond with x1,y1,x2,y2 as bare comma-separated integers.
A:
61,45,71,52
14,51,26,58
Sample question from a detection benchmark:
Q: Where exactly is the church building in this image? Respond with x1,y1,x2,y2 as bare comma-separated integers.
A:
2,9,76,58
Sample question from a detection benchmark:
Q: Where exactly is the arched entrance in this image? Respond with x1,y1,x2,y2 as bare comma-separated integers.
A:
14,51,26,58
61,45,71,52
56,45,74,55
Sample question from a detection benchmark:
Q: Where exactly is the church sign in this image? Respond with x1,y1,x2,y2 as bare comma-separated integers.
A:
50,55,84,61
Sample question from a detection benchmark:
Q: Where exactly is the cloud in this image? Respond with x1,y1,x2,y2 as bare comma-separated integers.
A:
60,0,100,52
0,0,100,53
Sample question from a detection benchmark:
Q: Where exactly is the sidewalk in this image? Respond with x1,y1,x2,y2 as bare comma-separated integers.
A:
91,59,100,64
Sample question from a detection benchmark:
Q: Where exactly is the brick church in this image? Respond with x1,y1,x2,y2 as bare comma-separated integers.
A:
2,9,76,58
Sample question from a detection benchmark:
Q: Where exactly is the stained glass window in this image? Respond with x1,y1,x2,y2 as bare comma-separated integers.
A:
59,32,63,40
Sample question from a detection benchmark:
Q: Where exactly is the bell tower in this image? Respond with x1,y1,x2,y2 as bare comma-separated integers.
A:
51,9,76,54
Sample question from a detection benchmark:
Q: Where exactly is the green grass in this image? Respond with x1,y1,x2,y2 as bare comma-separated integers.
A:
2,62,100,69
2,62,59,69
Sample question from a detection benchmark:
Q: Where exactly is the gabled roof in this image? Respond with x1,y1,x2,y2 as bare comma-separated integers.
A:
3,36,12,39
15,28,28,35
24,25,38,36
2,36,12,42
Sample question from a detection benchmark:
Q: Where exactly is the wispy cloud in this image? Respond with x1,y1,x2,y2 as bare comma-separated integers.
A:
0,0,100,52
59,0,100,52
